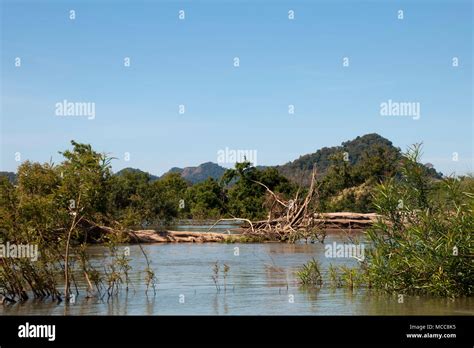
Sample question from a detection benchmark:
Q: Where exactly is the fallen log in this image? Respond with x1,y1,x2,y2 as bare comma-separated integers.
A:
75,218,240,244
317,212,380,220
251,212,379,229
312,212,379,229
127,230,236,243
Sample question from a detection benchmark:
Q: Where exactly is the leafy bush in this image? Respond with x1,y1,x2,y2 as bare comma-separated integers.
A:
365,145,473,297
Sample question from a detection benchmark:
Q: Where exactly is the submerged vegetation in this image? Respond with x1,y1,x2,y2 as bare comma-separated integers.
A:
364,145,473,297
297,145,473,297
0,141,154,302
211,261,231,292
297,258,323,287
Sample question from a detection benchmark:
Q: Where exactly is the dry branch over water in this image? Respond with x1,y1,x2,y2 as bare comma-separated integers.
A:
218,169,327,243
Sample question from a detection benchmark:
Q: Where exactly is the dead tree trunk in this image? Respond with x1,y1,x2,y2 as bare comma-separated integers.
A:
238,168,325,242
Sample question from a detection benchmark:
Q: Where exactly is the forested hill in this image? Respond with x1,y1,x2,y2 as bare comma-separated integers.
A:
115,167,159,181
156,133,442,185
160,162,226,184
276,133,442,185
0,171,16,183
276,133,399,183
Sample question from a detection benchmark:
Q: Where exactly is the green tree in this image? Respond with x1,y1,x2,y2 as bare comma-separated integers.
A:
56,141,113,222
185,178,225,219
222,162,296,220
107,170,152,226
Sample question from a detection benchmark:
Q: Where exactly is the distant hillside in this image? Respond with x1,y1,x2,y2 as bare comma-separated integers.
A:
115,168,159,181
161,162,226,184
276,133,442,185
0,171,16,183
1,135,442,188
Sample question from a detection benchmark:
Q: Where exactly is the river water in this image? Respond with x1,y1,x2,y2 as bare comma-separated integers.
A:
0,228,472,315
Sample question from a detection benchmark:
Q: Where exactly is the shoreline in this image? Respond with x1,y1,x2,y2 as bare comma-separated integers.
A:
124,212,377,244
82,213,377,244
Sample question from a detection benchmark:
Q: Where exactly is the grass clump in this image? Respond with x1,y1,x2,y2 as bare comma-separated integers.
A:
297,258,322,287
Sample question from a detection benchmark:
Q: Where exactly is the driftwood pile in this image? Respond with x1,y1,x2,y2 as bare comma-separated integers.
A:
207,169,326,243
76,168,378,244
79,212,377,244
208,170,379,242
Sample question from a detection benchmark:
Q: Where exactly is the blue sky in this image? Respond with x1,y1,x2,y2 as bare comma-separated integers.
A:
1,0,472,176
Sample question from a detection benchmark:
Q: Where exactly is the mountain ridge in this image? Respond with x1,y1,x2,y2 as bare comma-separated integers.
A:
1,134,443,185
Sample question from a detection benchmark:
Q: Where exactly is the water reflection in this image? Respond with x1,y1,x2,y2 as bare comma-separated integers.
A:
144,295,155,316
0,231,472,315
